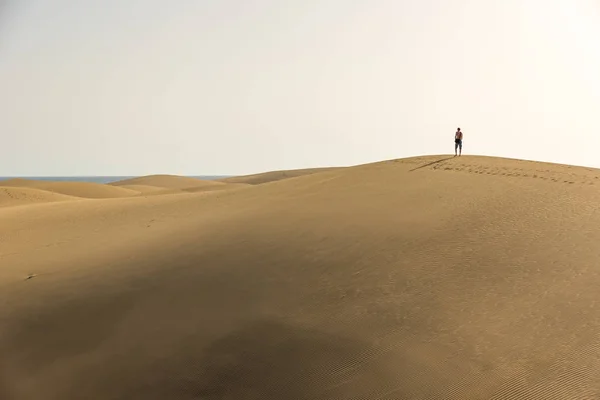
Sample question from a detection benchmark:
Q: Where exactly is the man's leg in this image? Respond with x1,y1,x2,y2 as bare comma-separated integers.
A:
459,142,462,156
454,142,458,156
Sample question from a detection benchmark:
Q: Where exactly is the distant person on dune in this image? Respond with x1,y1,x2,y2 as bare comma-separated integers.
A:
454,128,463,156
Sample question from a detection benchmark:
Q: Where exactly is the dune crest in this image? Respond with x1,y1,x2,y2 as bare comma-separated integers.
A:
1,179,139,199
112,175,252,196
218,167,341,185
111,174,223,189
117,184,169,194
0,186,79,207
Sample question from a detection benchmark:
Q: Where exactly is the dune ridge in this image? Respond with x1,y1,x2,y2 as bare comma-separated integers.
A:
0,186,79,207
2,155,600,399
117,184,168,194
110,174,223,189
0,175,248,203
1,179,140,199
217,167,341,185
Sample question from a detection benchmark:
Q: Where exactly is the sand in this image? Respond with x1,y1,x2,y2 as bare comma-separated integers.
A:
0,175,246,201
0,187,79,208
217,167,340,185
116,184,169,194
181,182,249,193
1,179,140,199
2,155,600,399
111,174,224,189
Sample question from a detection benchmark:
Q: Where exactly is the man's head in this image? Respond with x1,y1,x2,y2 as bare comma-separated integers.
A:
457,127,461,131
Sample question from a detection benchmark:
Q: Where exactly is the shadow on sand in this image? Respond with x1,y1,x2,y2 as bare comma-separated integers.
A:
164,319,402,400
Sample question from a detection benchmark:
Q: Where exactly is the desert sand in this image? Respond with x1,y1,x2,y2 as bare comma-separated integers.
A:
0,187,79,208
1,178,140,199
217,167,340,185
111,174,224,190
2,155,600,399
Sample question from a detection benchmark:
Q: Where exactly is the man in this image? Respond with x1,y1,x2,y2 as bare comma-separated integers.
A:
454,127,463,156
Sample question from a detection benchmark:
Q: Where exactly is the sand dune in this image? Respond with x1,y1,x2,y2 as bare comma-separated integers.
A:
181,182,250,193
111,174,224,190
218,167,340,185
0,186,79,208
117,184,169,194
133,182,250,197
3,155,600,399
1,179,139,199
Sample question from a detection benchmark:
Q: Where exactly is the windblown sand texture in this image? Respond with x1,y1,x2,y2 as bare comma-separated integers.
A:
0,187,79,208
111,175,248,196
111,174,222,190
1,179,140,199
217,167,340,185
2,155,600,399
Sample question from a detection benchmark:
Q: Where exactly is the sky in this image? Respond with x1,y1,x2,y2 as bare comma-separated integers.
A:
1,0,599,176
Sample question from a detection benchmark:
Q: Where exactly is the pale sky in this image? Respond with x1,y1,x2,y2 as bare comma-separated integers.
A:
1,0,599,176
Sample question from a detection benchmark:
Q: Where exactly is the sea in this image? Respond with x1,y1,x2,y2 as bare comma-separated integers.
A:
0,176,231,184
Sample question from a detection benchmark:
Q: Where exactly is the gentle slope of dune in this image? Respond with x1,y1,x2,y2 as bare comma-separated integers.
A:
1,179,139,199
218,167,341,185
181,182,250,193
3,155,600,399
117,184,169,194
133,182,251,197
0,186,79,207
111,174,224,189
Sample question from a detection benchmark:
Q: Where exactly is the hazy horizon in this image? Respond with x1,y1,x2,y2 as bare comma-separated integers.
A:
2,0,599,176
